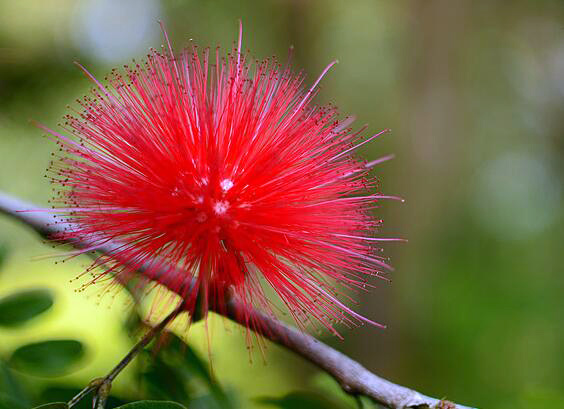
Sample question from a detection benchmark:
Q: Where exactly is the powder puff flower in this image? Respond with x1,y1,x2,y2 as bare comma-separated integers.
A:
39,22,402,337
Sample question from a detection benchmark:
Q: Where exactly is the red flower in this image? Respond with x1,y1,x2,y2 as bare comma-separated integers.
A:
41,22,402,337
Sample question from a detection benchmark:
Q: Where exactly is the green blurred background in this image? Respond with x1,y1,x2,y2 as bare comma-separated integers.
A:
1,0,563,408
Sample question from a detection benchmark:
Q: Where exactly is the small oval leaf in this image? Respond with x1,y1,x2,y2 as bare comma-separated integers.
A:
0,289,54,328
9,340,85,377
115,401,187,409
32,403,68,409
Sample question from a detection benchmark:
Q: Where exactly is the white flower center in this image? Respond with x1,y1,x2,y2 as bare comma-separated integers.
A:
220,178,234,192
213,200,229,215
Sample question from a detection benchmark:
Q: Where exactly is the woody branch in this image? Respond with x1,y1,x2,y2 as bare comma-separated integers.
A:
0,191,475,409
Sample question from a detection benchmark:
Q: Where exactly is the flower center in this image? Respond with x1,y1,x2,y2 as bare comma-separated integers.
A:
213,200,230,215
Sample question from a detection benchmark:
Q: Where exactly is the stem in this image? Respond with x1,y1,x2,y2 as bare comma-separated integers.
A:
67,303,185,408
67,380,99,408
108,302,185,382
0,192,476,409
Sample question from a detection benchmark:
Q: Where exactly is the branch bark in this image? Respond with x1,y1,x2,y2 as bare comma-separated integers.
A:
0,191,476,409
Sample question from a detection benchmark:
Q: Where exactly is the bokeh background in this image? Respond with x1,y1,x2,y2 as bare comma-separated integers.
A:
1,1,563,408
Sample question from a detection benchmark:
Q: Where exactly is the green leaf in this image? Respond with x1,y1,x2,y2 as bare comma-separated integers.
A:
8,340,85,377
0,289,54,328
31,403,68,409
114,401,187,409
257,391,348,409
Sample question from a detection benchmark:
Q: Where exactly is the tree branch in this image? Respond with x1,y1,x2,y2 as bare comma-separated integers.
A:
0,191,476,409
